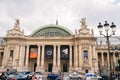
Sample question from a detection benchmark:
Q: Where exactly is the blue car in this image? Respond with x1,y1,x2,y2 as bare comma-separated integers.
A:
16,72,26,80
47,73,59,80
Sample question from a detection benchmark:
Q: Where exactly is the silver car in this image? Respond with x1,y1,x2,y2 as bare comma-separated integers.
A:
69,71,84,80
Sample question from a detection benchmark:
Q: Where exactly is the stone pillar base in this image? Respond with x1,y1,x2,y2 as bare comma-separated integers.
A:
91,68,94,73
0,66,6,72
22,66,30,71
75,67,79,71
36,66,45,72
52,66,60,73
16,67,23,72
69,66,74,72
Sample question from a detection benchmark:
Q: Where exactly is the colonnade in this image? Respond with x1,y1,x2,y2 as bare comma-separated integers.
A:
98,52,120,69
2,43,98,73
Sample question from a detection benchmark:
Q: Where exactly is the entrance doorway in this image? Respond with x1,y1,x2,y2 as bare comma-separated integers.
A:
63,64,68,72
85,69,88,73
48,63,53,72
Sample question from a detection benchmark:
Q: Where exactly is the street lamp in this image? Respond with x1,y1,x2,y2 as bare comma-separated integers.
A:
97,21,116,80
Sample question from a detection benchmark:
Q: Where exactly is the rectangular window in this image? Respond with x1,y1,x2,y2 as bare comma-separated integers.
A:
10,50,14,58
84,50,88,59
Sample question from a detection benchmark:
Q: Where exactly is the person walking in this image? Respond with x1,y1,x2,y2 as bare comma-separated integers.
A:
0,72,6,80
32,74,37,80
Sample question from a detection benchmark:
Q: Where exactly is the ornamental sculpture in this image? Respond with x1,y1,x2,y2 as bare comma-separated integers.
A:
80,17,87,28
14,19,20,30
6,19,24,36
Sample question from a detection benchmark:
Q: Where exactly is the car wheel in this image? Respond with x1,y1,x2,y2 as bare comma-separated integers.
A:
70,77,72,80
78,77,82,80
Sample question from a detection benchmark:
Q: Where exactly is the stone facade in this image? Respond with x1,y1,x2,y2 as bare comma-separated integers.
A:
0,18,120,75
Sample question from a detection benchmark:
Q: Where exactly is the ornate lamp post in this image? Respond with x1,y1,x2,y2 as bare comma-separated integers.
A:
97,21,116,80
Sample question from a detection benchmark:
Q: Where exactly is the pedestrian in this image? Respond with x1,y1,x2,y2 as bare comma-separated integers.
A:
32,74,37,80
6,68,10,75
0,72,6,80
115,75,118,80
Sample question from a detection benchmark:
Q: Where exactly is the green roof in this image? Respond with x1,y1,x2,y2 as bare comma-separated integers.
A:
31,24,73,37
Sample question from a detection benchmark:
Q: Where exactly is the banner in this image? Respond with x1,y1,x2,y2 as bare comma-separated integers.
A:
61,47,69,59
30,48,38,58
45,46,53,59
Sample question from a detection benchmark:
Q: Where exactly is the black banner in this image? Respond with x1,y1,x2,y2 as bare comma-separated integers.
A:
61,46,69,59
45,46,53,59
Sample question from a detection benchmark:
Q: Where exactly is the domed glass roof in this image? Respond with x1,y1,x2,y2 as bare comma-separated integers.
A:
31,24,73,37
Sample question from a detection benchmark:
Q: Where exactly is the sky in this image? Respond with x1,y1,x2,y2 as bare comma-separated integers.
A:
0,0,120,37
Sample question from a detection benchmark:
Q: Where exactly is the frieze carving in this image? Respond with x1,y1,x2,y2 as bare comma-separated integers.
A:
9,44,15,50
83,58,89,66
6,19,24,37
5,56,13,69
81,42,89,49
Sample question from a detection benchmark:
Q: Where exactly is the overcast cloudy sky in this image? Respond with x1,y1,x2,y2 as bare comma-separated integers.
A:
0,0,120,37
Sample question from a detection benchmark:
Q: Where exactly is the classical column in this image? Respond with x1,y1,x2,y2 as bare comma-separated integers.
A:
14,45,19,67
21,45,25,66
89,45,92,67
41,45,45,67
25,45,29,67
113,53,116,69
2,45,7,67
53,45,56,67
0,52,1,58
118,53,120,59
37,45,41,67
101,53,104,66
5,45,10,66
78,45,82,67
19,45,23,66
57,45,60,69
93,45,98,72
69,45,72,67
74,44,78,69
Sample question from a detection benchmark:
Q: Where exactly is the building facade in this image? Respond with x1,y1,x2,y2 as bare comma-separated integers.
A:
0,18,120,75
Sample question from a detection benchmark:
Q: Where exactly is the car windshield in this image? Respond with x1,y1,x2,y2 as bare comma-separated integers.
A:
35,72,42,75
85,73,94,77
93,74,97,77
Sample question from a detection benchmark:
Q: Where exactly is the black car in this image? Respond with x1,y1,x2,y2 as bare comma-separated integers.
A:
47,73,59,80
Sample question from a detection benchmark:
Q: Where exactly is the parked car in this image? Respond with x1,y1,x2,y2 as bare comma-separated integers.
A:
63,76,70,80
69,71,84,80
26,72,43,80
85,73,102,80
47,73,59,80
16,72,26,80
55,76,62,80
35,72,43,80
6,70,17,80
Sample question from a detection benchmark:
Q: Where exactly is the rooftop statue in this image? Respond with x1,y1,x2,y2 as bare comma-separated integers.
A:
80,17,87,28
6,19,24,36
14,19,20,30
